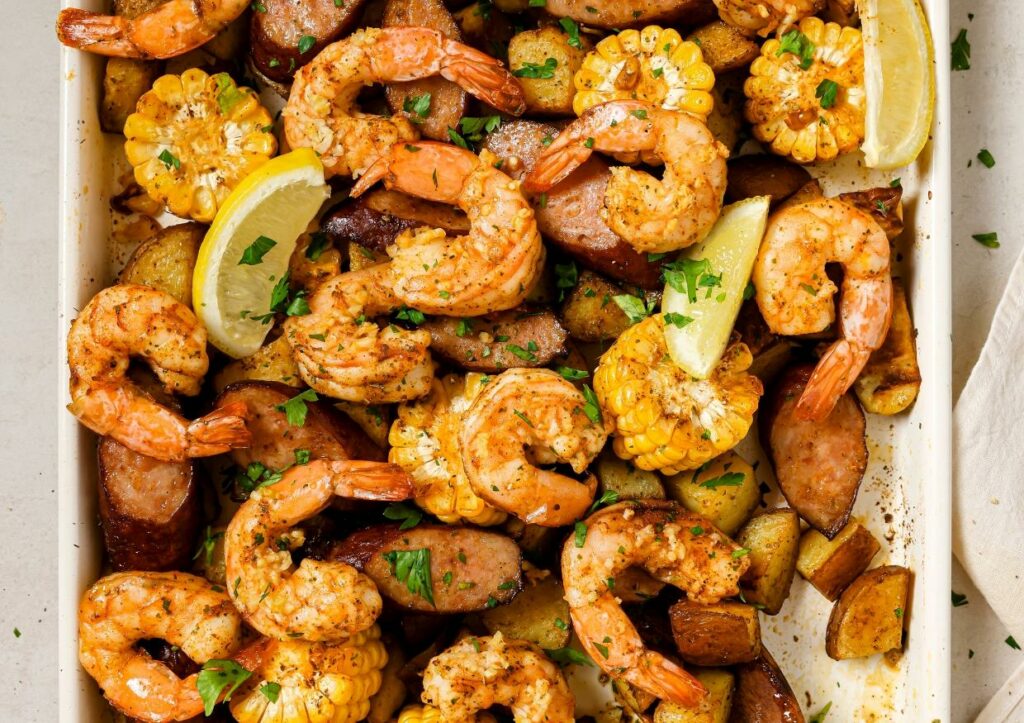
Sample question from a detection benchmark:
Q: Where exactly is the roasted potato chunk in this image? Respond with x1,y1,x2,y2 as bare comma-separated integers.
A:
854,279,921,415
706,71,745,153
481,574,571,649
728,649,804,723
736,508,800,615
118,223,204,307
508,26,590,115
669,599,761,666
664,451,760,536
797,519,880,601
726,155,814,207
597,450,666,501
655,669,734,723
560,270,632,342
454,2,514,55
101,58,162,134
367,639,407,723
826,565,911,660
688,21,759,73
213,335,302,392
838,186,904,240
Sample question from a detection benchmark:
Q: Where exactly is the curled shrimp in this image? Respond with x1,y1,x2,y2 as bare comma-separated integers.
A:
284,264,434,403
56,0,248,59
285,27,525,179
78,571,242,722
67,284,250,461
713,0,824,36
561,501,749,706
458,368,611,527
752,198,892,421
224,459,414,642
421,632,576,722
352,142,545,317
524,101,727,254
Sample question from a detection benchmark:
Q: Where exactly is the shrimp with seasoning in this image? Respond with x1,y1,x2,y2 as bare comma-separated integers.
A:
752,198,892,421
351,142,546,317
713,0,824,37
524,101,727,254
284,264,435,404
224,459,414,642
56,0,249,59
459,368,611,527
561,501,749,706
284,27,526,179
78,571,242,723
420,632,576,722
67,284,250,461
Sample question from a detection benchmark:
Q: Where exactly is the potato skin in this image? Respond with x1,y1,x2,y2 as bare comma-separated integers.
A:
508,27,589,116
669,599,761,666
728,649,805,723
560,270,633,342
384,0,467,140
213,335,303,392
328,524,522,612
596,451,666,501
481,574,571,648
688,21,759,73
736,508,800,615
726,155,814,207
119,223,204,307
214,381,385,471
101,58,162,134
97,436,200,572
665,451,760,536
853,279,921,415
655,668,734,723
826,565,910,660
797,519,880,601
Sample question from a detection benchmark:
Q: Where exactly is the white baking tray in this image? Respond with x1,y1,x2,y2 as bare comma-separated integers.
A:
57,1,952,719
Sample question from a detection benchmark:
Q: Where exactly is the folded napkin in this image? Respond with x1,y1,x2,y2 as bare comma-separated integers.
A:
954,245,1024,722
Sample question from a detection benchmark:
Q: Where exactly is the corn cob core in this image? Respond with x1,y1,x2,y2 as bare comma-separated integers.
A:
744,17,865,164
594,315,763,474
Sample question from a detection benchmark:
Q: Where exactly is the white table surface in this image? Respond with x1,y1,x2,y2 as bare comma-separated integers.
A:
0,1,1019,720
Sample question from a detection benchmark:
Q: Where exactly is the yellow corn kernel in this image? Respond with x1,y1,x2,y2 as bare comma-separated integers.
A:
230,625,386,723
123,68,276,222
744,17,865,164
594,316,763,474
573,26,715,118
389,374,506,526
398,705,499,723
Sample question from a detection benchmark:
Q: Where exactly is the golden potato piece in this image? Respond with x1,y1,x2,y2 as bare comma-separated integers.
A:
508,26,590,116
213,335,302,393
826,565,911,660
597,450,666,501
669,599,761,666
101,58,162,134
729,649,803,723
736,508,800,615
118,222,204,307
560,270,633,342
481,574,571,649
705,71,745,152
664,451,760,536
854,279,921,415
654,669,734,723
688,21,759,73
797,519,880,601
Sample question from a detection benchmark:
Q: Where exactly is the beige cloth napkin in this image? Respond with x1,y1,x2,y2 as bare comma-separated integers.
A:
954,246,1024,722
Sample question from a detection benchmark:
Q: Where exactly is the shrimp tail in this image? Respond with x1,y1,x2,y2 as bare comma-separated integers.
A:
523,142,592,193
328,460,415,501
185,402,251,456
440,42,527,116
795,340,869,421
634,651,707,707
56,9,139,57
350,154,391,197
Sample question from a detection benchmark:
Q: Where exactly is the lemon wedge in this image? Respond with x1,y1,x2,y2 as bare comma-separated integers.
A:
193,149,329,358
860,0,935,169
662,196,770,379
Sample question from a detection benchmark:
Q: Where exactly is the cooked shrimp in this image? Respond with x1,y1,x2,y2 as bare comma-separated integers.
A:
285,27,525,179
78,571,242,722
458,368,611,527
67,284,250,461
523,101,727,254
284,264,435,404
561,501,749,706
713,0,824,36
421,633,576,722
224,459,414,642
56,0,248,59
352,142,545,317
753,198,892,421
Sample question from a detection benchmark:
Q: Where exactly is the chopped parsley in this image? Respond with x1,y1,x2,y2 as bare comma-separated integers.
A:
613,294,656,324
776,29,816,69
382,548,434,606
157,149,181,170
260,682,281,702
557,366,589,381
951,28,970,70
212,73,247,115
305,232,329,261
581,384,602,424
383,502,423,531
972,232,999,248
815,79,840,109
574,521,588,548
403,92,432,120
977,149,995,168
663,258,722,303
951,591,969,607
239,235,276,265
275,389,318,427
559,18,582,48
663,312,694,329
197,659,252,715
588,489,619,513
297,35,317,54
545,646,594,666
513,57,558,79
700,472,745,489
459,115,502,141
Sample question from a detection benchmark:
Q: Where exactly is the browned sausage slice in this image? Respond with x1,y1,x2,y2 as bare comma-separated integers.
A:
726,155,813,207
328,524,522,612
483,120,663,288
321,189,470,253
728,648,806,723
423,308,568,372
251,0,367,82
97,437,200,572
762,365,867,539
213,381,385,471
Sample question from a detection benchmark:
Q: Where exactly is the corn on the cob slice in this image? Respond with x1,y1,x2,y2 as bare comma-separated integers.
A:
594,315,763,474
